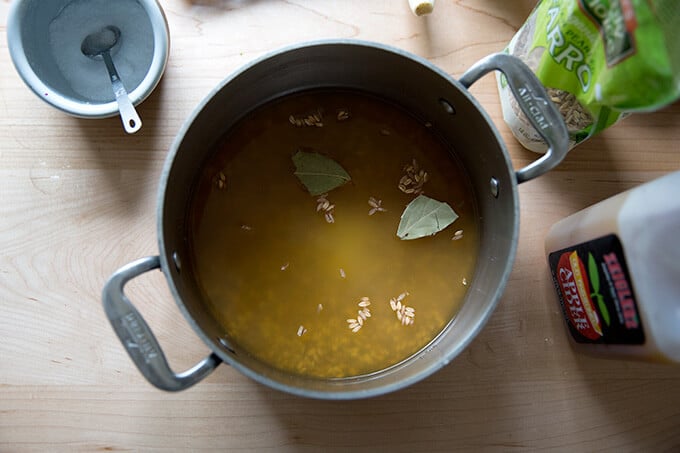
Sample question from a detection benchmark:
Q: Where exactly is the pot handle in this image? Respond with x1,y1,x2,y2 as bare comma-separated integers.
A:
459,53,570,183
102,255,222,391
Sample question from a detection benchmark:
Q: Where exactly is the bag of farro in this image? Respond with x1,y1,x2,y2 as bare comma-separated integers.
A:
498,0,680,152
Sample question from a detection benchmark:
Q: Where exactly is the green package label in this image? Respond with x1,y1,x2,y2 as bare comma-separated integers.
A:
548,234,645,344
499,0,680,152
580,0,635,66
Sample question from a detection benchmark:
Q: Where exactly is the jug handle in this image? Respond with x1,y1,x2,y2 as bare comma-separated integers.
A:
459,53,570,183
102,255,222,391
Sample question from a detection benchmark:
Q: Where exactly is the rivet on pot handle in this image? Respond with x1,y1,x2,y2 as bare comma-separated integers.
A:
102,256,222,391
459,53,570,183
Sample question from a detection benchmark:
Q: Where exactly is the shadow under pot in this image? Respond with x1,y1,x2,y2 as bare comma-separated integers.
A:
103,40,568,400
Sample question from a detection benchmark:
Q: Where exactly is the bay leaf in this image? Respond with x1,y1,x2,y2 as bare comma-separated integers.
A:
397,195,458,240
292,150,351,196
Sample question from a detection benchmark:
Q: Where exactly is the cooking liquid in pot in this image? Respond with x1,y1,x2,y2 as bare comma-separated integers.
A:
188,90,479,379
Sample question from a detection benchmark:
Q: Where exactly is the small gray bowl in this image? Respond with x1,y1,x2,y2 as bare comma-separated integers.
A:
7,0,169,118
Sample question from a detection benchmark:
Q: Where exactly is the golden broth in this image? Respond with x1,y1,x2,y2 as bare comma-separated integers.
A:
187,90,479,379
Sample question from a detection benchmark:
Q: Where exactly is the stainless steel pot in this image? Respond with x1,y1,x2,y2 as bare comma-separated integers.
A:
103,40,568,399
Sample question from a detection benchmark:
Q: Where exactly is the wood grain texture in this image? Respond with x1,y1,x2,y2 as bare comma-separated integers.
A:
1,0,680,451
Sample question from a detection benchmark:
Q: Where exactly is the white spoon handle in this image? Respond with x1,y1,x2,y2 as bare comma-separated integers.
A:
102,51,142,134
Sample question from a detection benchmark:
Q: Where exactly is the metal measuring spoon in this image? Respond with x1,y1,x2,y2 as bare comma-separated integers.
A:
81,25,142,134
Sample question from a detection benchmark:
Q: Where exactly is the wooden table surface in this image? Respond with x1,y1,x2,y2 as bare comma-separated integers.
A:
2,0,680,451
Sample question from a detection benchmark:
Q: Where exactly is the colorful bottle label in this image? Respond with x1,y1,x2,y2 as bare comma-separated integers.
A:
548,234,645,344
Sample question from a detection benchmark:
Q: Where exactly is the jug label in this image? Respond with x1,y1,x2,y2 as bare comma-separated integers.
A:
548,234,645,344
